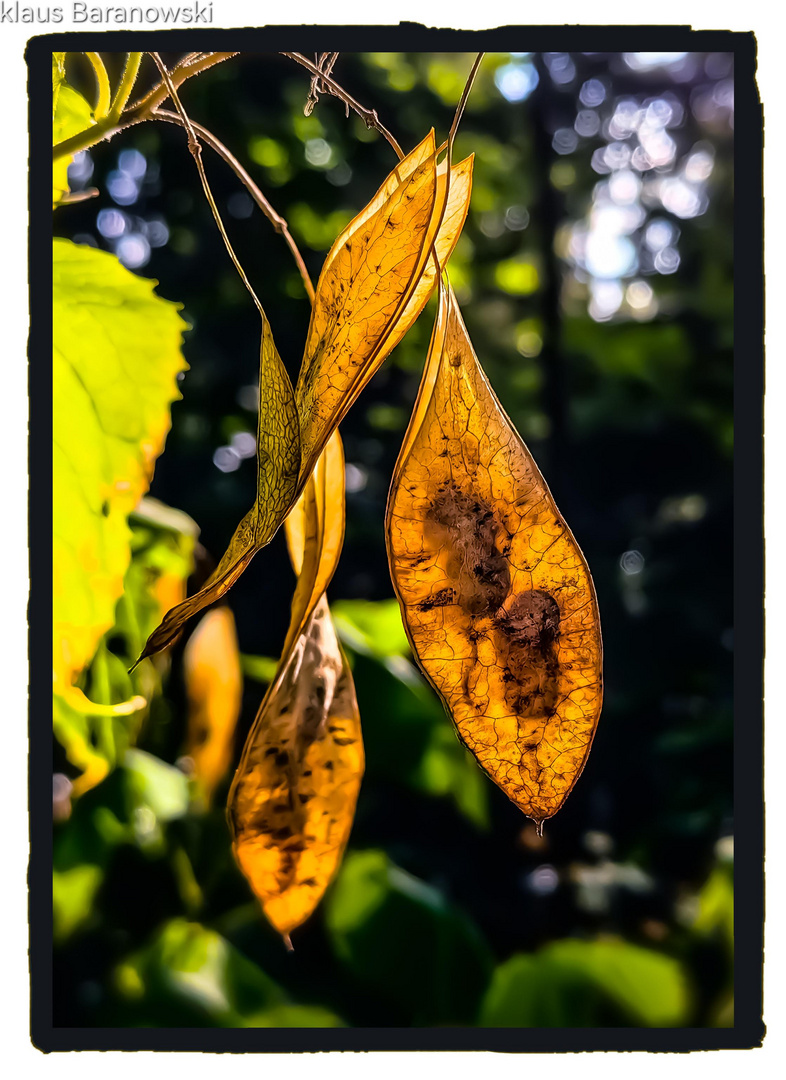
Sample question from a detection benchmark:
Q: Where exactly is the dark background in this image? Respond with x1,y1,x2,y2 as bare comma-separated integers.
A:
51,46,737,1031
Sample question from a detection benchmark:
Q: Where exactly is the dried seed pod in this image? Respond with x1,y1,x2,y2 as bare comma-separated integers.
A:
227,432,364,940
386,286,603,829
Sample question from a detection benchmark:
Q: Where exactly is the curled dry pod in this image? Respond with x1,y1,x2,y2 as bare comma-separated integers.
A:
135,316,299,663
138,134,473,665
227,431,363,942
296,131,474,485
386,286,603,830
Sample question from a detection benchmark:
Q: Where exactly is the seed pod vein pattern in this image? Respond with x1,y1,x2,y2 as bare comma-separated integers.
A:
386,287,603,827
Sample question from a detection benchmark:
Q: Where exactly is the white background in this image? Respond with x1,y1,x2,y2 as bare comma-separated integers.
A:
3,1,780,1073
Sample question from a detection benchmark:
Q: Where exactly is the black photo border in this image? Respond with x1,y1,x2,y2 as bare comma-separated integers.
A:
28,22,764,1054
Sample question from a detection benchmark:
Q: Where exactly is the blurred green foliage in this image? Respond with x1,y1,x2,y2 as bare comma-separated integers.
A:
53,49,734,1029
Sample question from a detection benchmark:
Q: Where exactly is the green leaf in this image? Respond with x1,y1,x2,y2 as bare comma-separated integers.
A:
123,749,190,823
693,857,734,956
332,597,412,659
240,654,279,684
114,920,344,1027
52,52,66,116
325,849,492,1024
53,72,95,205
52,864,103,942
53,240,187,787
335,613,490,828
479,938,691,1027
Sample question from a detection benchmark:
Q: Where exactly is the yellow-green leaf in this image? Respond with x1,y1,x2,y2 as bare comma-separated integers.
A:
52,63,95,207
53,240,187,750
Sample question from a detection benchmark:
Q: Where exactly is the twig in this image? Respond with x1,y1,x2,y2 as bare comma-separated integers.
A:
152,107,315,305
85,53,111,120
450,53,484,144
109,52,143,122
58,187,100,205
126,51,238,117
304,52,340,117
52,51,237,162
281,52,403,159
149,53,266,321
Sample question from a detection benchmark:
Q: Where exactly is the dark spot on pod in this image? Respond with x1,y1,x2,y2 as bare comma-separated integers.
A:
333,737,356,746
301,877,318,887
303,770,312,777
497,590,561,652
264,747,279,757
101,500,110,518
327,725,343,734
324,761,334,771
426,484,510,617
495,590,562,719
418,587,456,612
272,826,293,840
274,751,289,767
298,793,314,804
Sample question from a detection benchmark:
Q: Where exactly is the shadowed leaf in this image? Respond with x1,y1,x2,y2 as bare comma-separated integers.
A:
386,285,603,826
479,939,690,1027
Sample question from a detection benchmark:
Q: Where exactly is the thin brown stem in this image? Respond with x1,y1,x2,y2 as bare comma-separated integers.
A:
304,51,340,117
281,52,403,159
152,107,315,305
450,53,485,144
149,53,265,320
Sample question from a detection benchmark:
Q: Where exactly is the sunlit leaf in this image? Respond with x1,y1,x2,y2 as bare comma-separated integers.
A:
53,240,187,788
138,133,472,664
183,607,243,805
387,285,603,827
52,61,95,206
52,52,66,115
227,432,364,941
135,318,299,662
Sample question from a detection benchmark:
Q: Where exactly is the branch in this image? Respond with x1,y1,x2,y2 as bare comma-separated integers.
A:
52,51,238,162
304,51,339,117
152,107,315,305
109,52,143,122
85,52,111,120
281,52,403,159
126,51,239,118
150,53,266,321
